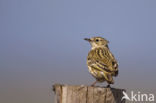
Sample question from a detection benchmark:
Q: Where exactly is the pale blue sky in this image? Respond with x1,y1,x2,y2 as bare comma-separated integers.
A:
0,0,156,103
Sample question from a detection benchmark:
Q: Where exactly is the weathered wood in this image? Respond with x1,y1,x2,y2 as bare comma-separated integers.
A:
53,84,126,103
53,84,62,103
87,86,94,103
66,86,72,103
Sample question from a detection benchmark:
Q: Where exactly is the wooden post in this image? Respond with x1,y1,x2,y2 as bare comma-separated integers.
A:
53,84,126,103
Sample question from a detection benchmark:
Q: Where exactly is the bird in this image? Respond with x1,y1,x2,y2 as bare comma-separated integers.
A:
84,37,118,87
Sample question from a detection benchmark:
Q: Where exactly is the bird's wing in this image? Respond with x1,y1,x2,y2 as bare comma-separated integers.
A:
107,49,118,70
87,55,114,83
88,48,118,74
106,48,119,76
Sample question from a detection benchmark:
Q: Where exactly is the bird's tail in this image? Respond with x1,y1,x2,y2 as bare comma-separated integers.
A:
104,73,114,84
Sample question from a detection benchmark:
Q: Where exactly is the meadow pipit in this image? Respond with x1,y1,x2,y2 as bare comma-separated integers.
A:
84,37,118,87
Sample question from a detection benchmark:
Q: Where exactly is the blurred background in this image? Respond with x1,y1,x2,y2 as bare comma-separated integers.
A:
0,0,156,103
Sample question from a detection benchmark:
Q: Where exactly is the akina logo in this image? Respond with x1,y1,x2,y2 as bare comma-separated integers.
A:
121,91,155,102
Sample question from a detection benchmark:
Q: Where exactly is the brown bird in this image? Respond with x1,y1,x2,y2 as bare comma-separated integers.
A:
84,37,118,87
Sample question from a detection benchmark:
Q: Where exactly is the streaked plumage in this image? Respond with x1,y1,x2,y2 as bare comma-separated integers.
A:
84,37,118,86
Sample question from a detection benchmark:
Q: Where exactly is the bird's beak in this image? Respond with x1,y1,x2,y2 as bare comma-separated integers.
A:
84,38,91,42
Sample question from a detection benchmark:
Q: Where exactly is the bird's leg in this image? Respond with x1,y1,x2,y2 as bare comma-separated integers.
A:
77,85,85,91
91,81,97,86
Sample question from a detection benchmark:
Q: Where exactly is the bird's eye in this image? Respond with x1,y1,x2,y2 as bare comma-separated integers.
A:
96,39,99,42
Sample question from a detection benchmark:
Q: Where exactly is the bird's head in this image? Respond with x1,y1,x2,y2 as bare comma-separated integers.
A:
84,37,109,49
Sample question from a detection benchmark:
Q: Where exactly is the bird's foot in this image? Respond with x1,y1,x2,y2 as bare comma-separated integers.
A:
78,85,85,91
91,81,97,87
